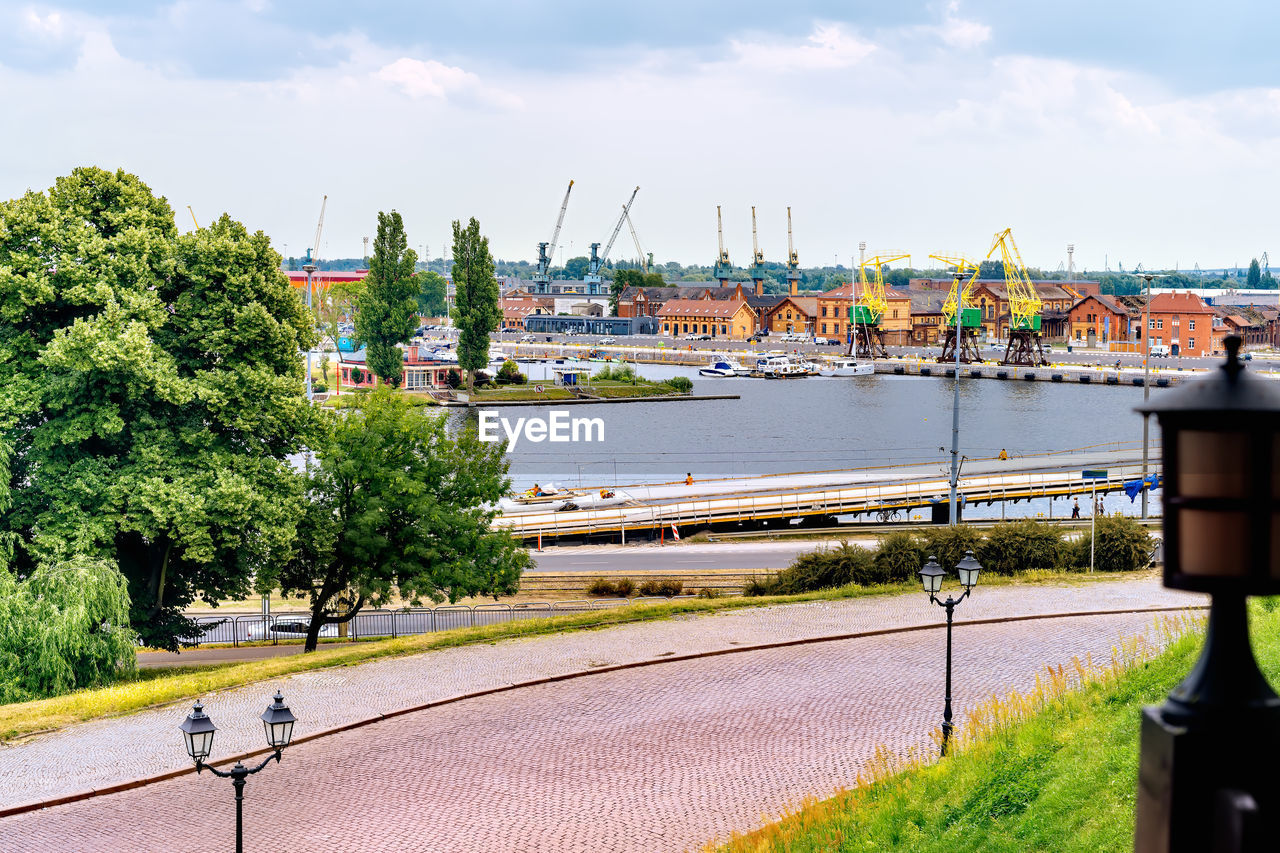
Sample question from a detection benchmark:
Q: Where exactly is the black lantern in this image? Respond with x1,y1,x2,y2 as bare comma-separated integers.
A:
179,701,217,764
1139,336,1280,593
261,691,296,750
918,556,945,596
1133,336,1280,853
955,550,982,589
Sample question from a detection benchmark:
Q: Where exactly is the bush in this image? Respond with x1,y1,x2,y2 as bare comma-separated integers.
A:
595,364,637,382
312,383,327,394
350,367,365,385
612,577,636,597
921,524,983,575
1072,514,1154,572
639,579,684,596
750,542,878,596
446,369,461,389
873,532,927,583
586,577,617,596
496,359,526,385
979,520,1066,575
697,587,721,599
664,376,693,394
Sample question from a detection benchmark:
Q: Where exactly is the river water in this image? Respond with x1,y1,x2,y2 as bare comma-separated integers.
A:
447,361,1171,520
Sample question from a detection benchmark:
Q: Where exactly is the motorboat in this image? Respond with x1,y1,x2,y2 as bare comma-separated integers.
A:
818,358,873,377
756,354,810,378
699,357,748,377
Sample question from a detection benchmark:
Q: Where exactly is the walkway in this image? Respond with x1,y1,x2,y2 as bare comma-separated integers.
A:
1,577,1202,852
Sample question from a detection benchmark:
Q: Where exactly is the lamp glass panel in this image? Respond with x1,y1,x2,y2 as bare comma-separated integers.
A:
1177,430,1250,498
1178,509,1250,577
264,719,294,748
957,566,979,588
185,730,213,760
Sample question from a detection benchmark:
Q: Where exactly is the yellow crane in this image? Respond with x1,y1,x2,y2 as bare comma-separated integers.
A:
850,252,909,359
987,228,1048,365
187,205,200,229
929,254,983,363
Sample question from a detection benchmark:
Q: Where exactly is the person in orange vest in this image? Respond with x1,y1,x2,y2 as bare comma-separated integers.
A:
685,473,694,486
998,448,1009,460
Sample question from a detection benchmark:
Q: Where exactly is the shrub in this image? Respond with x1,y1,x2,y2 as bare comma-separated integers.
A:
612,577,636,597
639,579,684,596
921,524,983,575
697,587,721,599
664,376,693,394
312,383,328,394
446,369,461,389
496,359,526,385
873,532,928,583
595,364,637,382
759,542,878,595
979,520,1066,575
1072,514,1154,572
585,577,616,596
350,367,365,385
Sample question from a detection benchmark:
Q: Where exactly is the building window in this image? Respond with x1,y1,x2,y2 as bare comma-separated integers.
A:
682,323,688,333
1189,319,1196,331
1157,319,1164,329
892,309,898,319
1149,318,1155,329
822,306,828,317
786,310,792,320
1189,337,1196,349
821,323,827,334
1173,315,1180,324
721,324,727,335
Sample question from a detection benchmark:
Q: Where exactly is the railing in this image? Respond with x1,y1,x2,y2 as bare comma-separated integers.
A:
178,593,711,649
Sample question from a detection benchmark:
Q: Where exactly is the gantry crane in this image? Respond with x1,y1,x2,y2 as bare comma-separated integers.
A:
749,207,767,295
713,206,733,286
584,186,639,294
624,209,649,274
785,207,801,294
849,253,910,359
533,180,574,293
988,228,1048,366
930,254,982,363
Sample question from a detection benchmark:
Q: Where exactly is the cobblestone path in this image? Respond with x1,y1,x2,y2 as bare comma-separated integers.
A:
2,609,1190,852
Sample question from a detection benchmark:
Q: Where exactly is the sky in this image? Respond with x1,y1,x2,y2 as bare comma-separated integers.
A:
2,1,1278,273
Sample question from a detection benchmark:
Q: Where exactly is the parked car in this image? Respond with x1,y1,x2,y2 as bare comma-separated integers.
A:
270,621,338,638
520,334,537,342
598,336,617,345
747,333,767,343
813,337,837,346
1149,344,1172,358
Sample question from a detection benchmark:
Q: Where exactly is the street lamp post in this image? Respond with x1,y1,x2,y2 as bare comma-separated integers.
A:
917,550,983,756
1134,272,1163,518
180,692,297,853
948,270,965,526
1133,336,1280,852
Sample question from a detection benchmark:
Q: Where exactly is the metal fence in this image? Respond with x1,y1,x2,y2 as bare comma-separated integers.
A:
180,595,706,648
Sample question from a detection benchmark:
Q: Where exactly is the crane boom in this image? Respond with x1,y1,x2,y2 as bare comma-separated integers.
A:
307,195,328,265
751,207,763,264
624,210,647,273
597,186,638,269
987,228,1041,330
717,206,728,264
855,253,911,324
187,205,200,230
786,207,798,270
929,254,979,326
545,179,574,271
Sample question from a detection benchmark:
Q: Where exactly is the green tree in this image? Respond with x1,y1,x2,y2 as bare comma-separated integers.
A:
1247,258,1262,289
269,389,530,651
978,260,1006,280
416,270,449,317
612,269,645,314
355,211,419,386
450,217,501,393
564,256,590,279
0,167,316,650
0,555,138,701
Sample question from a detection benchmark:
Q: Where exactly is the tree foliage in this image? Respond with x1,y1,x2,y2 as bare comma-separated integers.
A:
1247,258,1262,289
450,217,500,393
268,389,530,651
355,210,419,385
979,520,1067,574
0,555,138,702
416,270,449,318
0,167,316,650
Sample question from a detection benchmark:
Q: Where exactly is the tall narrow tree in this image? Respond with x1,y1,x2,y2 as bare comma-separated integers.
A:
355,211,419,386
451,217,500,392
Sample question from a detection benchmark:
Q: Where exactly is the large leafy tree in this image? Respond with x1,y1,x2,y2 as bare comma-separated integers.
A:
0,167,316,650
416,270,448,318
450,217,500,392
270,388,529,651
355,210,419,385
1247,258,1262,289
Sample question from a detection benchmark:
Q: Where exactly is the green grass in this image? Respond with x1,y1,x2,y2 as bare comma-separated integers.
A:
0,570,1132,742
714,603,1280,853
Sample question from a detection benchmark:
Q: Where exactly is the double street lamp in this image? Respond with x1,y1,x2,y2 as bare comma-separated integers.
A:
180,691,298,853
918,550,983,756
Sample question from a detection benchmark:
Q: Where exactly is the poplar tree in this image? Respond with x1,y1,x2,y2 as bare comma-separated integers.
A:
355,210,419,385
450,217,500,392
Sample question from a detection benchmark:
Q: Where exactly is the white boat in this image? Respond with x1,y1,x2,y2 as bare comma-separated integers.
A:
756,354,810,378
818,358,874,377
699,357,749,377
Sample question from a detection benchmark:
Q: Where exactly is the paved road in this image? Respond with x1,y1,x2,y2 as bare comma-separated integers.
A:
3,606,1195,853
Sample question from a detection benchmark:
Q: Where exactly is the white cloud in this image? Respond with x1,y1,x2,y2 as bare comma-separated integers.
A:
729,23,875,72
376,57,523,109
22,8,63,37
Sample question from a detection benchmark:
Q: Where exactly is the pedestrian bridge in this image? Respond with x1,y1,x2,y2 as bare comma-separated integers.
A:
494,445,1159,543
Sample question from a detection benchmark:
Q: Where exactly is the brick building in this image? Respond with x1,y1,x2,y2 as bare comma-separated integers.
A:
762,297,819,335
816,283,913,345
658,296,757,339
1145,292,1218,357
1067,294,1131,346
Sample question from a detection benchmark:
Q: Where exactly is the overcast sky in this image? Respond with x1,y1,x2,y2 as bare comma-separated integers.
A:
3,1,1277,272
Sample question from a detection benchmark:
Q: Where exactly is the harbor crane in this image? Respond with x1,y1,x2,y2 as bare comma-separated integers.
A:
713,205,733,286
533,179,574,293
785,207,801,294
988,227,1048,366
584,186,639,294
187,205,200,230
850,252,910,359
930,254,982,364
748,207,767,294
624,209,650,274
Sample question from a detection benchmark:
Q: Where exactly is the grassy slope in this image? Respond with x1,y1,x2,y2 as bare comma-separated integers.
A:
719,604,1280,853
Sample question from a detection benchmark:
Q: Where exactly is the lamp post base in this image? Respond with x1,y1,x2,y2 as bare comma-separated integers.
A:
1134,705,1280,853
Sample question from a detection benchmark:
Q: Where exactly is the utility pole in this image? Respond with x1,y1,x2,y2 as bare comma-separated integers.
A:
1134,272,1163,518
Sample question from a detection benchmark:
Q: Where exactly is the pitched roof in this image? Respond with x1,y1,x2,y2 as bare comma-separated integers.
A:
1071,293,1127,315
658,298,751,318
822,282,911,300
1149,291,1214,314
766,296,819,316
